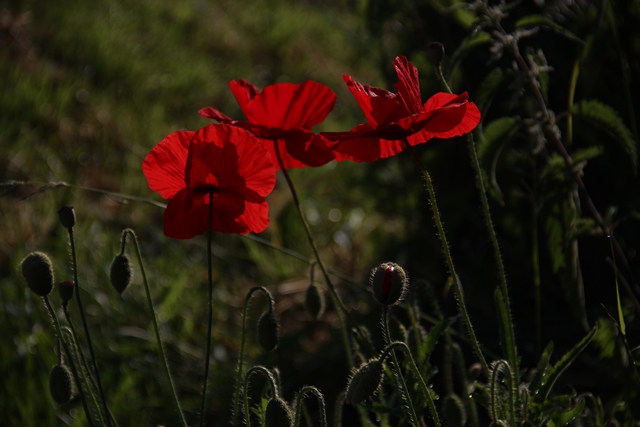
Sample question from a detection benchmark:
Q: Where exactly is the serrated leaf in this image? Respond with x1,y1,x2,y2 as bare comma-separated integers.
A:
571,100,638,172
477,117,519,204
528,341,554,394
550,397,586,426
448,31,492,73
570,146,604,164
515,15,584,43
534,326,598,404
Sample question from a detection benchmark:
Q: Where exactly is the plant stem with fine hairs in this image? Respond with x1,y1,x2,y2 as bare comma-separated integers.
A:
200,190,215,426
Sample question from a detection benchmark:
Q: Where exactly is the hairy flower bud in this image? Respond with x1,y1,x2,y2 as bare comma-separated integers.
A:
370,262,408,305
427,42,445,66
21,252,54,297
264,397,294,427
257,311,279,352
304,282,325,320
49,364,77,405
110,254,132,295
57,280,75,305
345,359,384,405
443,394,467,427
57,206,76,229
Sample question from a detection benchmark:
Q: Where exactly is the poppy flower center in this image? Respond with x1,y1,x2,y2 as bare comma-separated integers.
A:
193,185,218,195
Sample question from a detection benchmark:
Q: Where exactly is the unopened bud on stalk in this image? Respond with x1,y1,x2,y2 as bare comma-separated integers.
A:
57,280,75,305
257,311,279,352
427,42,445,66
110,254,132,295
370,262,408,305
21,252,54,297
345,359,384,405
443,394,467,427
57,206,76,229
49,364,77,405
304,282,325,320
264,397,294,427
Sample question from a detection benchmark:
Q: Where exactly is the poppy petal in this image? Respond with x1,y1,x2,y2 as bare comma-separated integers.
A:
343,75,409,128
229,79,261,111
264,134,335,170
163,188,210,239
392,56,422,115
198,107,235,124
142,130,193,199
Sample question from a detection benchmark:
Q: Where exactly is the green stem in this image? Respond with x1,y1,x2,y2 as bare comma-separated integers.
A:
402,139,490,377
382,306,421,427
243,366,278,426
122,229,187,427
435,60,517,375
43,296,96,427
68,227,112,427
531,161,542,359
200,189,215,426
62,307,106,427
233,286,274,427
293,386,327,427
381,342,442,427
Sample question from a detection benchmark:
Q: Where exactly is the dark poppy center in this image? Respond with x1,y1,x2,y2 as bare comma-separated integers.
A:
193,185,218,195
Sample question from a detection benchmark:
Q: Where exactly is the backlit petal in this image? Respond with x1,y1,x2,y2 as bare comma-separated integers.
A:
343,75,408,128
229,79,261,111
142,131,193,199
392,56,422,115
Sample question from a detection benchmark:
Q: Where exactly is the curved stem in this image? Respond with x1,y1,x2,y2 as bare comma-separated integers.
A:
243,366,278,426
382,306,421,427
381,342,442,427
122,229,187,427
200,190,215,426
43,296,97,427
233,286,274,427
68,228,112,427
293,386,327,427
401,140,490,377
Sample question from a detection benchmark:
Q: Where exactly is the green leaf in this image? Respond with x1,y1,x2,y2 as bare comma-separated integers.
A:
534,325,598,404
477,117,520,204
515,15,584,44
551,397,586,426
475,68,509,114
448,31,492,73
528,341,554,394
571,100,638,173
418,316,457,362
494,288,518,381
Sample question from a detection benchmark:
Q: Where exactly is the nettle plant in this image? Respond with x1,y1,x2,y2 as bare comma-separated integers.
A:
17,4,640,425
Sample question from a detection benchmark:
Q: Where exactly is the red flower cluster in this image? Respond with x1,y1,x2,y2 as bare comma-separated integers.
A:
199,79,336,170
323,56,481,162
142,56,480,238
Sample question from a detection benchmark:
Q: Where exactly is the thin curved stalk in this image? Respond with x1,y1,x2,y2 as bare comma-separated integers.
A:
121,229,187,427
67,228,112,427
382,305,421,427
233,286,274,427
243,366,278,426
402,139,490,377
293,386,327,427
200,190,215,426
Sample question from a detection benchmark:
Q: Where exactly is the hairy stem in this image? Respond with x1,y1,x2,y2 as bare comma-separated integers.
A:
200,190,215,426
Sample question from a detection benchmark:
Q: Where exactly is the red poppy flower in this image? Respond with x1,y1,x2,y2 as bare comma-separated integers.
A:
323,56,481,162
142,124,276,239
199,79,337,170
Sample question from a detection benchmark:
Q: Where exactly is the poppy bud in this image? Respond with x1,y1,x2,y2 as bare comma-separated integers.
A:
304,282,325,320
257,312,279,352
264,397,294,427
427,42,445,66
345,359,384,405
21,252,54,297
57,280,75,305
57,206,76,229
370,262,407,306
49,364,77,405
443,394,467,427
110,254,132,295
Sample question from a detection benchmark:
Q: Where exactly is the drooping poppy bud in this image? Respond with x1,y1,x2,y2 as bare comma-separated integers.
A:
57,206,76,229
443,394,467,427
110,254,132,295
264,397,294,427
21,252,54,297
427,42,445,66
304,282,325,320
49,364,77,405
57,280,75,305
257,311,279,352
345,359,384,405
370,262,408,306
